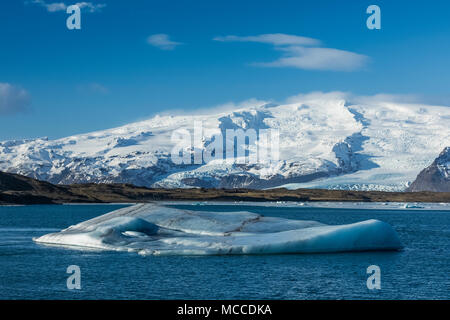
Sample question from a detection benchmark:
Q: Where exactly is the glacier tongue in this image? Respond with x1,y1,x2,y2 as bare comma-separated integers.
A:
33,203,403,255
1,93,449,190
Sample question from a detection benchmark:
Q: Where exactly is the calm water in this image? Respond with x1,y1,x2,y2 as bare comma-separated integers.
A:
0,203,448,300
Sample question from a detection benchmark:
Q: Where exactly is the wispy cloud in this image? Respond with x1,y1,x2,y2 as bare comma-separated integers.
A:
147,34,183,50
0,83,31,115
214,33,368,72
286,91,422,106
29,0,106,13
213,34,320,46
77,83,109,95
260,46,368,71
153,98,270,118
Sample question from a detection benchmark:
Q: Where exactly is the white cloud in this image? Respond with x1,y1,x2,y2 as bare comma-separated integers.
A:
43,2,66,12
214,33,368,72
197,98,271,115
213,34,320,46
286,91,350,104
350,93,422,105
147,34,183,50
30,0,106,13
259,46,368,71
0,83,31,115
154,98,271,118
286,91,423,106
75,2,106,12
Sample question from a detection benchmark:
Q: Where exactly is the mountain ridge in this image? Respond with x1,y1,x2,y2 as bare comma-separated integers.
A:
1,94,449,190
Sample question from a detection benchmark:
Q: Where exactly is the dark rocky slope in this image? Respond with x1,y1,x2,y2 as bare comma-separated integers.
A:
407,147,450,192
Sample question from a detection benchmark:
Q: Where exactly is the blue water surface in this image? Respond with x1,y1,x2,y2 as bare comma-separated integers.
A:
0,203,448,299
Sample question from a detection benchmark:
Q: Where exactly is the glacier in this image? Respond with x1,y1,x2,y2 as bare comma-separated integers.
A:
33,203,403,255
1,92,449,190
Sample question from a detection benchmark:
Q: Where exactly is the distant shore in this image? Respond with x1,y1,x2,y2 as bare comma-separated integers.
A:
1,171,450,205
2,182,450,205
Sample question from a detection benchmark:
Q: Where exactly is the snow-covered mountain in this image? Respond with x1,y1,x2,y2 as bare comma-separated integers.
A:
1,93,449,190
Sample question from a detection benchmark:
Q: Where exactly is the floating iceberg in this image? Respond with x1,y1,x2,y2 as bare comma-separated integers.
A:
34,204,402,255
403,203,424,209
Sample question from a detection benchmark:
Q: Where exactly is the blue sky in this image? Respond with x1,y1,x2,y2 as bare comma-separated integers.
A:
1,0,450,140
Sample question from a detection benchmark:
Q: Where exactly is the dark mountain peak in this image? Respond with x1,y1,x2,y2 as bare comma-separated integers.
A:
407,147,450,192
